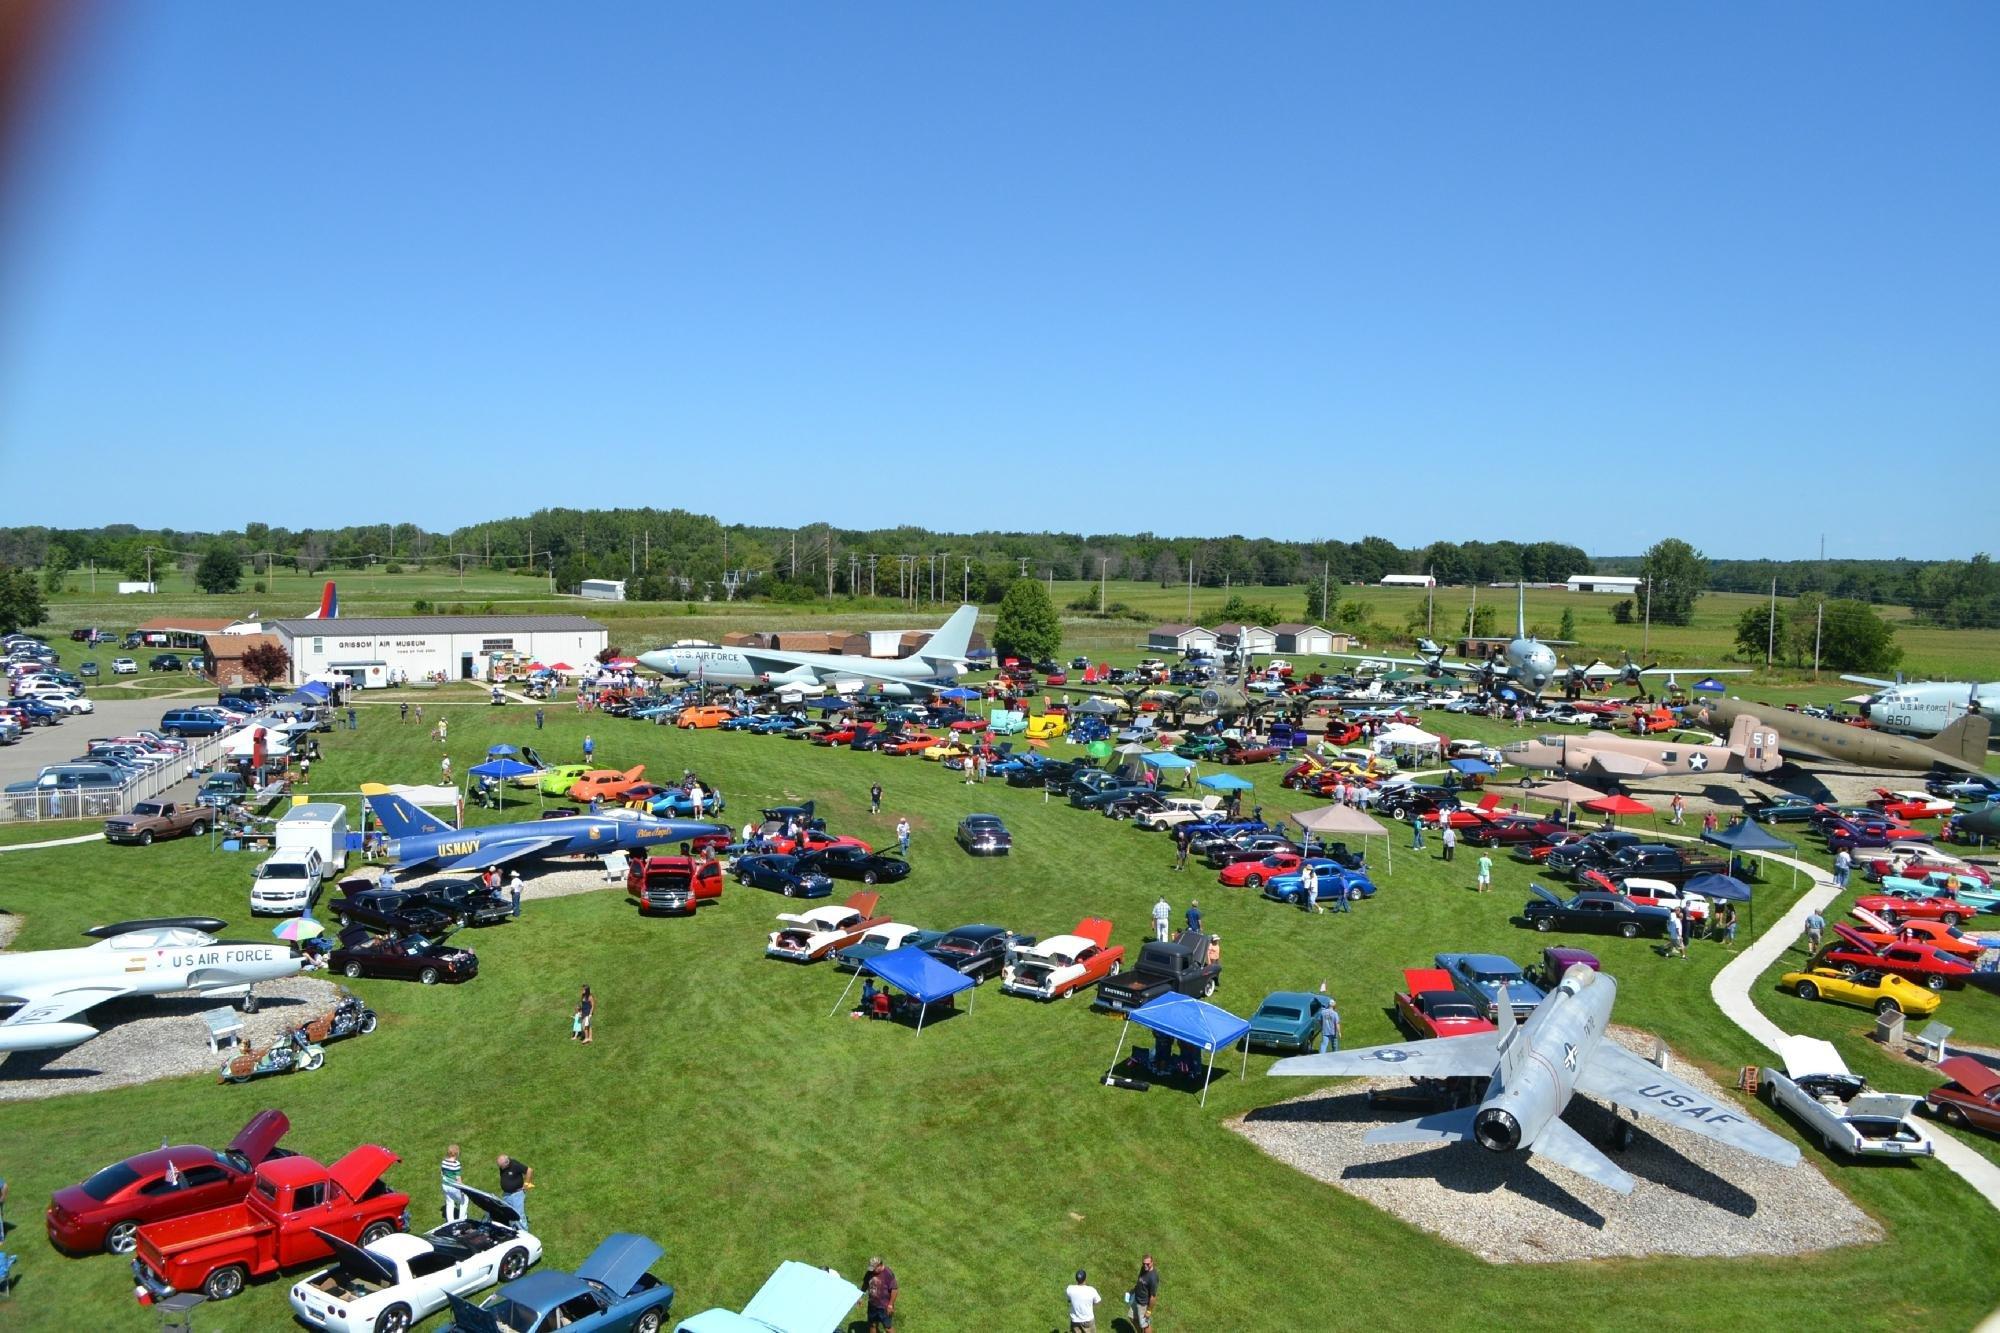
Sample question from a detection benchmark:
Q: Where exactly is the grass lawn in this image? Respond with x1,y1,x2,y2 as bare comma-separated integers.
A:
2,696,1998,1330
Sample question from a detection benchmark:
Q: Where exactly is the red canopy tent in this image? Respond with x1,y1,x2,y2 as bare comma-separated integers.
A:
1583,793,1652,828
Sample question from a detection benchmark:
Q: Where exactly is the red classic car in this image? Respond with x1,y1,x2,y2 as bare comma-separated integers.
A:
1846,906,1983,960
1421,793,1505,827
1819,923,1975,992
1856,886,1980,927
1218,852,1310,889
46,1111,291,1256
1000,917,1124,999
947,718,989,733
1927,1056,2000,1135
1459,813,1565,847
1869,789,1957,821
760,826,871,857
1394,968,1498,1039
1862,853,1990,886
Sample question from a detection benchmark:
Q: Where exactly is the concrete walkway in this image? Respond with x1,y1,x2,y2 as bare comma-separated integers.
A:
0,831,104,853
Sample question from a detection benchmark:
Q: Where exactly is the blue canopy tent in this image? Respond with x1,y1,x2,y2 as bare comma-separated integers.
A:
1701,820,1800,890
1107,992,1251,1106
486,743,518,757
828,946,976,1032
1142,750,1198,789
1692,677,1729,693
1685,869,1757,937
1448,758,1497,775
938,687,981,700
1198,773,1254,791
298,681,332,701
469,757,536,809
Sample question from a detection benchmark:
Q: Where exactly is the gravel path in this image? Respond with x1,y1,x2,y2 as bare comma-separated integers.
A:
1228,1027,1880,1264
353,860,630,903
0,975,347,1102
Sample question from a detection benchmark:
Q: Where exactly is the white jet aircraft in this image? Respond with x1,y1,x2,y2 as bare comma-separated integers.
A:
638,604,979,696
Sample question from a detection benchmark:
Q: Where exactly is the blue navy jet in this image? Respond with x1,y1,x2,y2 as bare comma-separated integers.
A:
362,788,726,873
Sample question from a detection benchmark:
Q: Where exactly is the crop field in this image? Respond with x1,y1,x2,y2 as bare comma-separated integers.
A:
2,694,1998,1330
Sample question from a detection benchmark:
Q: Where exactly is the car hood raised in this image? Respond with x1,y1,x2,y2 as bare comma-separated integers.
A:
327,1144,400,1202
228,1108,290,1165
575,1231,664,1296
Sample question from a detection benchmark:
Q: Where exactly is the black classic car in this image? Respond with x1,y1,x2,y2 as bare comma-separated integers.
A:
797,845,911,885
329,927,479,984
331,888,461,936
1520,885,1673,939
955,814,1012,856
924,924,1035,982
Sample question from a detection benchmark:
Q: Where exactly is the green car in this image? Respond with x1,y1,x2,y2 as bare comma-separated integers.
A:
1174,735,1227,760
539,763,592,797
1749,796,1818,824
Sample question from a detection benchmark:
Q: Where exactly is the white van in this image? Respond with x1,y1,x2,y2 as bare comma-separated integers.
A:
251,847,324,915
276,802,350,873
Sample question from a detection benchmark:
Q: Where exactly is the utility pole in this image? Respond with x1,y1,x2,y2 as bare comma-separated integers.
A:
1186,558,1193,620
1766,577,1777,669
868,553,877,598
1321,561,1330,628
963,558,971,603
1099,557,1108,613
643,530,649,571
1642,578,1652,658
1017,556,1029,579
1425,567,1434,638
1813,598,1824,679
630,535,637,576
790,534,797,581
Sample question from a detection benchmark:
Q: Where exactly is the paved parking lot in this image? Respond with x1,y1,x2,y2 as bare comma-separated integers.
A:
0,695,201,790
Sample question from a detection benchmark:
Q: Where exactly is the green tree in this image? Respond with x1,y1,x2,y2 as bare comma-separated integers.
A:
1556,607,1576,640
994,579,1061,661
0,565,47,633
1734,603,1786,661
1638,538,1708,626
1611,599,1634,625
1214,595,1282,626
194,544,243,595
1304,582,1336,623
1817,599,1902,673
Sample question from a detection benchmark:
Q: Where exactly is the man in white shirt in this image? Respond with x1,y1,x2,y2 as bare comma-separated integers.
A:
1066,1269,1101,1332
1151,897,1171,942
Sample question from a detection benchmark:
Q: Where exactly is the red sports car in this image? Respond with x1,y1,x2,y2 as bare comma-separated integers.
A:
1819,924,1975,992
1927,1057,2000,1135
1864,855,1990,886
1856,886,1980,927
1460,814,1565,846
1394,968,1498,1038
1845,906,1984,960
1220,743,1283,765
884,732,941,756
1218,852,1309,889
45,1110,290,1255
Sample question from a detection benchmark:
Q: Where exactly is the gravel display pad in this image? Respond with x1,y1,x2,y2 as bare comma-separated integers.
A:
0,975,346,1102
1227,1028,1883,1264
356,860,630,903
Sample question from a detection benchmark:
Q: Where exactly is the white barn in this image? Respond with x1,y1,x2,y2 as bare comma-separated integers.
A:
271,615,608,690
1566,574,1642,595
578,578,627,601
1379,574,1436,589
1213,623,1278,657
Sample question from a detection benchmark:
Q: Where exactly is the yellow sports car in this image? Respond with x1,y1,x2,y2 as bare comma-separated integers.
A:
1780,966,1942,1018
922,740,972,762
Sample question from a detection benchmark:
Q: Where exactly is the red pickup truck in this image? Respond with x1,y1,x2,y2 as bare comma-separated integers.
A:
132,1146,408,1302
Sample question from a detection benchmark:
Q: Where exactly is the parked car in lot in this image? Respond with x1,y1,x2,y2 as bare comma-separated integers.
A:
104,800,212,845
111,657,138,674
1926,1057,2000,1135
796,844,910,885
1760,1036,1934,1158
46,1110,292,1256
833,923,945,973
1779,965,1942,1017
765,892,887,963
1000,918,1123,1000
438,1232,676,1333
1816,924,1974,992
150,653,185,672
1434,951,1544,1020
160,708,229,737
1522,884,1673,939
629,856,723,915
1394,968,1497,1038
925,923,1034,983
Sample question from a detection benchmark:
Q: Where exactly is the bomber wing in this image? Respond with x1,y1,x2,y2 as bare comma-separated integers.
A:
1320,651,1476,677
1579,749,1656,778
1572,1040,1799,1166
1271,1032,1500,1080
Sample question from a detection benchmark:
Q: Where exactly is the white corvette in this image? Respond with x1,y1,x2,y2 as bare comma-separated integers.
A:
289,1188,540,1332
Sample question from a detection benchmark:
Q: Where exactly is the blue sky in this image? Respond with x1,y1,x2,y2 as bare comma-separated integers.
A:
1,3,1994,558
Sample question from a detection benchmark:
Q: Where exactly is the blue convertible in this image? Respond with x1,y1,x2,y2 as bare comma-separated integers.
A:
733,854,834,899
443,1233,674,1333
647,788,727,818
1261,863,1377,905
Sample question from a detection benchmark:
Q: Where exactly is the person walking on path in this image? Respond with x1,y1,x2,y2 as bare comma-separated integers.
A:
582,733,595,764
1477,852,1493,893
870,782,883,814
1804,908,1826,957
1066,1270,1102,1333
896,818,911,857
1440,823,1457,862
496,1154,533,1230
575,985,595,1044
1127,1256,1159,1331
1833,847,1852,889
865,1257,898,1332
441,1145,467,1223
1152,896,1171,942
1319,998,1341,1053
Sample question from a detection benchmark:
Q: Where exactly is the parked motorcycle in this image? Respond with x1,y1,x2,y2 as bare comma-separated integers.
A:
219,1027,325,1083
315,990,378,1043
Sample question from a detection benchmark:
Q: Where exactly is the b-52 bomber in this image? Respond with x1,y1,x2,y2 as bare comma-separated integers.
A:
1272,963,1799,1194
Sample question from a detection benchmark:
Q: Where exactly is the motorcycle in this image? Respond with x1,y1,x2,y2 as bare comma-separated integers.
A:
316,990,378,1043
219,1027,325,1083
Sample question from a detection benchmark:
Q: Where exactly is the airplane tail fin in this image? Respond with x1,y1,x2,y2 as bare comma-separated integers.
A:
916,605,979,666
305,581,337,619
1530,1116,1636,1194
363,789,456,838
1727,712,1782,773
1494,982,1528,1085
1928,713,1992,769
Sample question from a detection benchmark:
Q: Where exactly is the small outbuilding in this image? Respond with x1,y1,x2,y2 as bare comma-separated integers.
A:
1147,624,1219,654
1566,574,1642,595
1270,623,1342,655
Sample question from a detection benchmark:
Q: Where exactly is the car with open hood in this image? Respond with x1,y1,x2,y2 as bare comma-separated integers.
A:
765,891,887,962
290,1185,542,1332
1001,918,1123,999
1815,924,1975,993
1760,1036,1934,1159
1843,905,1984,960
1394,967,1499,1039
442,1232,675,1333
46,1110,291,1256
1927,1056,2000,1135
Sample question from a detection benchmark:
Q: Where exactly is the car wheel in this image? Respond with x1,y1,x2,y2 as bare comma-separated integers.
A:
1795,980,1821,1001
360,1220,397,1245
338,914,352,928
1942,913,1961,927
1942,1103,1971,1128
344,963,364,979
189,821,207,837
1840,964,1861,979
1394,807,1411,821
138,829,153,846
863,870,879,885
1201,978,1217,998
104,1220,139,1255
634,1312,664,1333
375,1305,413,1333
1875,997,1902,1015
1619,923,1640,939
782,883,796,898
1927,973,1948,992
203,1265,247,1301
1109,961,1121,977
1534,916,1554,933
498,1247,530,1281
419,967,440,985
738,870,752,885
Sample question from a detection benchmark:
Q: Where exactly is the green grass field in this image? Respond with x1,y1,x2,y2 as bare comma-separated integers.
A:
2,696,1998,1330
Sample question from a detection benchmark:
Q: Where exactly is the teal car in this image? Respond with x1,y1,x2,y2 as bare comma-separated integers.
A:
1174,735,1228,760
1883,872,2000,913
1242,990,1332,1052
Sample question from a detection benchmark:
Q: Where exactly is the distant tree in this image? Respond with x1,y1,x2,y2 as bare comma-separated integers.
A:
994,579,1061,661
1304,582,1336,623
42,564,66,595
1334,600,1371,630
1556,607,1576,640
1638,538,1707,626
1734,603,1786,661
1816,599,1902,673
1214,595,1282,626
0,565,46,634
597,645,624,664
1611,599,1635,625
240,641,292,685
1455,603,1497,638
194,544,243,595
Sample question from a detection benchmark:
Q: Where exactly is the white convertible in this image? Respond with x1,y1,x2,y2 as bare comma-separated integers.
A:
1759,1036,1934,1160
289,1188,541,1332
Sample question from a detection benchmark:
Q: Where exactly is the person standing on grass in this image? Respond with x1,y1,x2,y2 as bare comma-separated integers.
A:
576,985,594,1044
1127,1255,1159,1331
1302,862,1319,914
535,707,544,730
870,782,883,815
509,871,523,919
495,1154,533,1229
583,733,595,764
1477,852,1493,893
440,754,452,782
1440,822,1457,863
1411,816,1426,851
1173,835,1190,872
1186,899,1202,933
440,1145,467,1224
347,706,357,730
1671,794,1686,826
1152,896,1171,942
415,703,423,727
1665,909,1684,959
1066,1269,1102,1333
400,702,409,724
865,1256,898,1332
1319,998,1341,1053
896,817,911,857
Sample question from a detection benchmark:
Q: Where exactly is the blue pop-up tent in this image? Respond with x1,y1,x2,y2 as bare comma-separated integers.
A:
298,681,332,701
1702,820,1799,890
1107,992,1251,1106
468,757,536,809
1198,773,1254,791
1448,757,1497,776
828,946,976,1032
1141,751,1195,769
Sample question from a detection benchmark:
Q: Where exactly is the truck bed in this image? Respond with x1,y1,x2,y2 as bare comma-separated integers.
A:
135,1202,265,1271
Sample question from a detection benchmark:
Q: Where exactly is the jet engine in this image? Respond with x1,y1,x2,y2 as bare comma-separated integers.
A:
1474,1107,1522,1153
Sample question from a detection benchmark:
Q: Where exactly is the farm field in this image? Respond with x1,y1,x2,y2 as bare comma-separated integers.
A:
1,697,1997,1329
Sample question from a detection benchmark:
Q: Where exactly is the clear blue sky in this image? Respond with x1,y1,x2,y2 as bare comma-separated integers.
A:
2,3,1993,559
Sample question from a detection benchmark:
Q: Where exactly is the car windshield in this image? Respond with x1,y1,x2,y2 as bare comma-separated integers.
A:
1470,965,1520,984
1260,1005,1301,1022
79,1161,141,1200
1426,997,1482,1021
477,1297,541,1333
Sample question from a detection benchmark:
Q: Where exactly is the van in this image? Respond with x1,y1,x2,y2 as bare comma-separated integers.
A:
276,801,350,872
160,709,228,737
250,847,324,915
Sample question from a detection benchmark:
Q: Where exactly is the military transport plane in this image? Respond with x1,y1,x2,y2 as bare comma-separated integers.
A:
1696,697,1991,775
1840,675,1999,739
0,917,306,1053
1500,712,1782,779
637,605,979,696
362,788,725,873
1271,963,1798,1194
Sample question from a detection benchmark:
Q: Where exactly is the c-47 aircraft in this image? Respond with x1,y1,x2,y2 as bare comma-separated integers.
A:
1272,963,1799,1194
0,917,306,1052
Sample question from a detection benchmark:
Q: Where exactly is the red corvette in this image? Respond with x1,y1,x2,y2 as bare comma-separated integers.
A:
1394,968,1498,1038
1218,852,1310,889
46,1110,290,1256
1421,793,1504,827
1846,906,1984,960
1855,886,1979,927
884,732,941,756
1819,923,1975,992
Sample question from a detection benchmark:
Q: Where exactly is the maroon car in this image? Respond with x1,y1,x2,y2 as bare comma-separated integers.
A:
1927,1057,2000,1135
1461,814,1565,847
45,1110,290,1255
